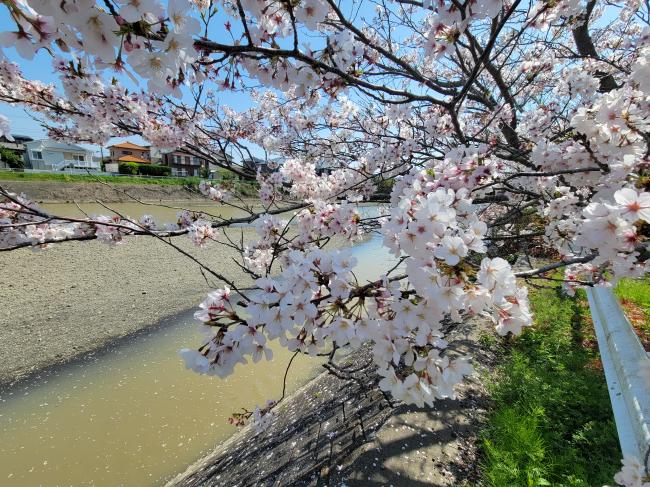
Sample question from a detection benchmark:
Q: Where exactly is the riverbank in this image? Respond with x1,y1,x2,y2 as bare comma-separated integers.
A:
168,316,495,487
0,233,255,387
0,179,205,203
0,170,201,187
0,178,260,203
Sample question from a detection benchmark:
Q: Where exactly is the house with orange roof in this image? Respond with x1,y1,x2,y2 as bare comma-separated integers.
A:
108,141,152,168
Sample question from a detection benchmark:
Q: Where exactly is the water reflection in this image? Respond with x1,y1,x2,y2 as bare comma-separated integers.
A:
0,312,323,486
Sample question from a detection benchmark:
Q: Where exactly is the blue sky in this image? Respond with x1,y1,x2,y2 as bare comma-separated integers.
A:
0,4,257,156
0,1,427,157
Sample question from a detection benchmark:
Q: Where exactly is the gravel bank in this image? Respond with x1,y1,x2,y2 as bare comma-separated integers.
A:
0,232,255,386
1,180,204,203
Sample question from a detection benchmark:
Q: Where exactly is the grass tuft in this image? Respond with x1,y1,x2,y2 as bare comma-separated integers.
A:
615,278,650,349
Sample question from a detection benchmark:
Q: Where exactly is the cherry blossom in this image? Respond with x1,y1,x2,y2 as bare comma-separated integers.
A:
612,456,650,487
615,189,650,224
0,2,649,478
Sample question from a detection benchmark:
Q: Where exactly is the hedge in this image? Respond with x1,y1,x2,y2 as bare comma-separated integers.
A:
118,162,139,175
118,162,171,176
138,164,171,176
0,148,25,169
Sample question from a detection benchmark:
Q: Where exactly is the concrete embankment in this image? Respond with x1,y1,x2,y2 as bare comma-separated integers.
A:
0,180,203,203
168,317,494,487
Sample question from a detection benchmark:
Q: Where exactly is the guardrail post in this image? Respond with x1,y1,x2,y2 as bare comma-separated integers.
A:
586,286,650,463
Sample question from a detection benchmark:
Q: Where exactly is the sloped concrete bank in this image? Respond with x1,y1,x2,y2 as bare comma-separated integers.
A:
168,317,494,487
1,180,202,203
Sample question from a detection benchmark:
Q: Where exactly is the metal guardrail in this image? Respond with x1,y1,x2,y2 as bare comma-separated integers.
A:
586,286,650,463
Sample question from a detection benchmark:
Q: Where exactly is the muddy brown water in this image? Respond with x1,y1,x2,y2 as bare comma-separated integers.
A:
0,202,392,486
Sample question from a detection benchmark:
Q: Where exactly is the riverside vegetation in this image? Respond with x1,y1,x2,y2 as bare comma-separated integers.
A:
477,277,633,486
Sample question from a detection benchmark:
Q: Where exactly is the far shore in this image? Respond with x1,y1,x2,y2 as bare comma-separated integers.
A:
0,179,213,204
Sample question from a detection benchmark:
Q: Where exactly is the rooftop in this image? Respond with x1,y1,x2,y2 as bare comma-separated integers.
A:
117,154,149,164
0,135,33,144
27,139,89,152
109,141,149,151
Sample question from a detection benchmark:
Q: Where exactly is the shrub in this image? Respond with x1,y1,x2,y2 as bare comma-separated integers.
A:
374,177,394,195
138,164,171,176
118,162,139,175
0,148,24,169
117,162,171,176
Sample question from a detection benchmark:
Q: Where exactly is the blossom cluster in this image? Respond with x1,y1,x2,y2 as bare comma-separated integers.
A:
0,192,224,250
611,456,650,487
1,0,202,94
199,180,231,203
1,0,649,480
183,172,533,409
242,202,362,274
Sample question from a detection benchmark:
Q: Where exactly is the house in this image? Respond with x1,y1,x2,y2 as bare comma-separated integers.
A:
24,139,97,171
0,134,33,158
242,156,283,178
161,148,209,177
206,151,235,179
0,135,33,168
107,141,151,166
316,160,335,176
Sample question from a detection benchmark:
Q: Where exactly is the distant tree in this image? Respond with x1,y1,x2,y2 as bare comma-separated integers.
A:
0,148,23,169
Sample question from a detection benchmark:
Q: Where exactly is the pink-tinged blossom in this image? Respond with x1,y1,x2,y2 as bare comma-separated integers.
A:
0,115,13,141
189,220,216,247
118,0,164,23
434,236,468,266
612,456,650,487
294,0,329,30
94,215,131,244
251,400,277,433
168,0,202,35
615,188,650,223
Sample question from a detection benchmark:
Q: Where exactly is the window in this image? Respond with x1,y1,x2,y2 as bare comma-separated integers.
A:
73,154,85,162
193,157,200,165
31,150,43,160
123,150,132,155
184,156,190,164
174,155,181,164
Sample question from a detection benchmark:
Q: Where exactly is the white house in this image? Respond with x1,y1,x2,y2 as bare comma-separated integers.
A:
24,139,98,171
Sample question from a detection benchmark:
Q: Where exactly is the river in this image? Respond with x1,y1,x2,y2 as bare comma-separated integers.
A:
0,201,392,486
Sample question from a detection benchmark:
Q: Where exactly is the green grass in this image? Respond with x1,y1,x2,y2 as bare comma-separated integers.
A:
615,277,650,318
0,170,201,186
478,283,621,487
0,170,261,196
